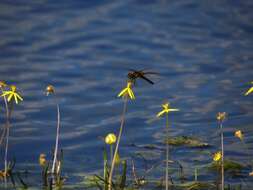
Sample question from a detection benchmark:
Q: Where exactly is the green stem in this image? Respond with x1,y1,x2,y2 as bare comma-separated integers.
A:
0,88,9,146
108,98,128,190
1,88,11,186
220,123,224,190
51,104,61,174
110,145,113,165
165,113,169,190
103,149,107,190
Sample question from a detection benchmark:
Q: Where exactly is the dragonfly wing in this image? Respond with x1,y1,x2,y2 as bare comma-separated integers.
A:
140,75,154,84
143,71,159,75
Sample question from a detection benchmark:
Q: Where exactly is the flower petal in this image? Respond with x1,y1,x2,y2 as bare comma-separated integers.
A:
128,89,135,99
14,94,18,104
7,93,14,102
156,110,165,117
117,88,127,97
245,87,253,96
168,108,179,112
1,91,10,97
15,93,23,101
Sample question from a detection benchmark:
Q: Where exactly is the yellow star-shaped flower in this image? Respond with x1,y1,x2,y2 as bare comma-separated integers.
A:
156,102,179,118
245,82,253,96
213,151,222,162
1,85,23,104
117,82,135,100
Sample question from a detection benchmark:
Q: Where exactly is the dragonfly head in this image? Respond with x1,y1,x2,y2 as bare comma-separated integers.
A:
127,72,135,79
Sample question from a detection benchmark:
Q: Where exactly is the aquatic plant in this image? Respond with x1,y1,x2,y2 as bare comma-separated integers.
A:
91,139,126,190
178,181,216,190
216,112,227,190
101,133,117,190
156,102,179,190
89,159,127,190
244,82,253,96
166,136,210,148
234,130,252,176
105,133,117,164
1,85,23,104
39,153,50,187
210,159,244,173
1,83,23,185
108,81,135,190
45,85,65,188
0,81,8,177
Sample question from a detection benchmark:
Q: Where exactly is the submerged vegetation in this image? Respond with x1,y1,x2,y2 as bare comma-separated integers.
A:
166,136,210,148
0,82,23,187
0,77,252,190
156,102,179,190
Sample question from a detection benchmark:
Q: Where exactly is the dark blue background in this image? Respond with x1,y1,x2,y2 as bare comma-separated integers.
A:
0,0,252,188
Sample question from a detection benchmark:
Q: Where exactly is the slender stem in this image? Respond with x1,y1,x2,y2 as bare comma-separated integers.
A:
1,88,9,120
131,160,138,185
0,88,9,146
0,126,6,146
51,104,60,174
108,98,128,190
1,87,10,185
102,147,108,190
4,124,9,184
165,113,169,190
220,123,224,190
110,145,113,165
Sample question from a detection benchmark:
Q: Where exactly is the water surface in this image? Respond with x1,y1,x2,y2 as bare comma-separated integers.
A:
0,0,253,189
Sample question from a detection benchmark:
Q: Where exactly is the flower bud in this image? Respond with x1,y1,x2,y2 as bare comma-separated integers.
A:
217,112,226,122
105,133,117,145
46,85,55,96
234,130,243,141
39,153,47,167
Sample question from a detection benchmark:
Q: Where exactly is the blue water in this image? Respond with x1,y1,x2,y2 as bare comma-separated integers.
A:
0,0,253,189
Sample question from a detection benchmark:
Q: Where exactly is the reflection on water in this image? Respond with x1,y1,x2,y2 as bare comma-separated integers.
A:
0,0,253,188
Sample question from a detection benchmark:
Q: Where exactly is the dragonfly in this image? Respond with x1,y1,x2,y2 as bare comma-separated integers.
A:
127,69,158,85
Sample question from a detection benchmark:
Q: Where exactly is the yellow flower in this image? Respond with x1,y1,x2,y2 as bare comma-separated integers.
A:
46,85,55,96
105,133,117,145
39,153,47,167
213,151,222,162
216,112,226,122
0,81,7,88
245,82,253,96
234,130,243,141
156,102,179,117
1,85,23,104
117,82,135,100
